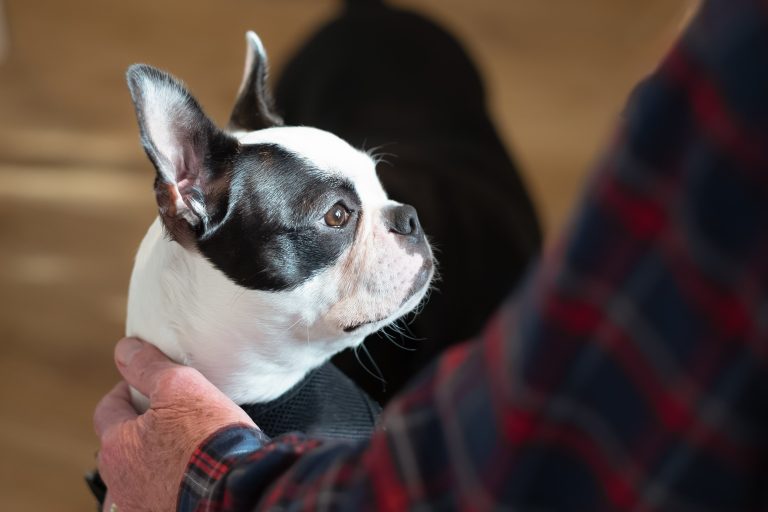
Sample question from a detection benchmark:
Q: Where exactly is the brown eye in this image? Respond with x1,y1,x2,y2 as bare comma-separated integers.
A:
324,203,351,228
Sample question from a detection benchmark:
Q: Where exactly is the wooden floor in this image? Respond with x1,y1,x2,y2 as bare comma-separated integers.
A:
0,0,692,509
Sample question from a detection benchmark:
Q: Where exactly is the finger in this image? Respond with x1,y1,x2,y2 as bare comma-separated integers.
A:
102,492,115,512
113,337,182,398
94,381,137,438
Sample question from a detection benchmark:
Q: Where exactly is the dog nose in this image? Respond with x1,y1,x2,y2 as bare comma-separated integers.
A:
385,204,422,239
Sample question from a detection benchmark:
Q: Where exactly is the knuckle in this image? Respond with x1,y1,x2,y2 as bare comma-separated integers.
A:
155,365,201,391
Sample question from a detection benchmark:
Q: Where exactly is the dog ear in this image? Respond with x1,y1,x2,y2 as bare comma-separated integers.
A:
126,64,238,243
228,31,283,131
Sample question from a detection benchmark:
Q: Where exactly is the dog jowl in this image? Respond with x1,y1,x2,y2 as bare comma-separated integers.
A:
124,32,434,405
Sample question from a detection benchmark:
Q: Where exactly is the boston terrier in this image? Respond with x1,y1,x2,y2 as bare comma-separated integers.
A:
87,28,434,507
124,31,434,421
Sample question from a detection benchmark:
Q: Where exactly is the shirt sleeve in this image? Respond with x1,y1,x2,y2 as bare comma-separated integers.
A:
179,0,768,509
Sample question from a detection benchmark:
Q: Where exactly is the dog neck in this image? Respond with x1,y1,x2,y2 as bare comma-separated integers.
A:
126,218,363,403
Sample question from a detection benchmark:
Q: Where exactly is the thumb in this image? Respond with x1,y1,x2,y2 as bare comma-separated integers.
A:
114,337,184,398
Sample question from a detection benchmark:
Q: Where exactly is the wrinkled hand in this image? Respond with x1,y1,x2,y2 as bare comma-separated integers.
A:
93,337,256,511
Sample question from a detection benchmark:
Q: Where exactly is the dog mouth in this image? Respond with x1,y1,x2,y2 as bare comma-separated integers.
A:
340,259,434,334
342,323,365,333
342,317,385,333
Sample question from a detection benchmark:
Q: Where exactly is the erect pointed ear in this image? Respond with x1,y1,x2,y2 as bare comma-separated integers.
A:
228,31,283,131
126,64,238,244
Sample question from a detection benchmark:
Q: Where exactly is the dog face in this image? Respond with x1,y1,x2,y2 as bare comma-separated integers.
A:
125,33,433,401
228,126,433,333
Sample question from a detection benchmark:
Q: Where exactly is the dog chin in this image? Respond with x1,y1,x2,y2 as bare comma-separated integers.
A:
341,259,434,335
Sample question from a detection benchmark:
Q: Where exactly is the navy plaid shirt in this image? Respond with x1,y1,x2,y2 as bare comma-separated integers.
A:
178,0,768,509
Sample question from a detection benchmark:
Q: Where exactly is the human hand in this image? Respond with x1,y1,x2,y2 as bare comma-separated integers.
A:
93,337,256,511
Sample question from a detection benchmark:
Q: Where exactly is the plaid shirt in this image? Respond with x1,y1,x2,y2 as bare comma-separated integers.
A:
179,0,768,509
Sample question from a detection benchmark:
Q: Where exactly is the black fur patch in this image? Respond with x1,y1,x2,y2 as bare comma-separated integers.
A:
196,143,361,291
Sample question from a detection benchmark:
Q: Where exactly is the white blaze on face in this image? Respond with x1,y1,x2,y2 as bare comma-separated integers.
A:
328,207,427,330
236,126,433,334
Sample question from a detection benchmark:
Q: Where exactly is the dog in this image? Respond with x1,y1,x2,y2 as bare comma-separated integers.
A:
87,27,435,506
124,31,434,424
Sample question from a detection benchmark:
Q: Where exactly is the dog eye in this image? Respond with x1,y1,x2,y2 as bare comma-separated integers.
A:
324,203,351,228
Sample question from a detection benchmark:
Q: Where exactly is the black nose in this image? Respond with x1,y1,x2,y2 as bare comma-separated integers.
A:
385,204,422,239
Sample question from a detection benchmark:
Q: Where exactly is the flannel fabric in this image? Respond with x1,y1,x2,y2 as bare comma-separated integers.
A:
179,0,768,509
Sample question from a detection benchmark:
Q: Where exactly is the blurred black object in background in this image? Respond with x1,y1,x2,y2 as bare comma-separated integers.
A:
277,1,542,403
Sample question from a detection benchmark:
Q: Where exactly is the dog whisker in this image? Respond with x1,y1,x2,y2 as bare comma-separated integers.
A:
363,142,398,167
392,317,425,342
283,316,303,332
381,325,417,351
353,342,386,388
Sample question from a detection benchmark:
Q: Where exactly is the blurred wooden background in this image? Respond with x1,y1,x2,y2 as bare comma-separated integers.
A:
0,0,692,509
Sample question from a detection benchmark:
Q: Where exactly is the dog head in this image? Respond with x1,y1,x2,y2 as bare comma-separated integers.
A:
125,32,433,402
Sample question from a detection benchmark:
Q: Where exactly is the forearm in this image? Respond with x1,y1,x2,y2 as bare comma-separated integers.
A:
182,427,379,511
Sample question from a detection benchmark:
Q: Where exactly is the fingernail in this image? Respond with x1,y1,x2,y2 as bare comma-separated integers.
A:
115,338,143,366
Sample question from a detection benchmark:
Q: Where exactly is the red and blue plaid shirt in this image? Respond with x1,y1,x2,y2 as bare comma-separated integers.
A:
179,0,768,509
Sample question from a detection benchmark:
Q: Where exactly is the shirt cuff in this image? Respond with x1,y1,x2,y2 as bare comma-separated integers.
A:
178,424,270,511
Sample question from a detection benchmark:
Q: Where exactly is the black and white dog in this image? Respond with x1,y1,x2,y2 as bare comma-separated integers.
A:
89,29,429,506
124,32,433,428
